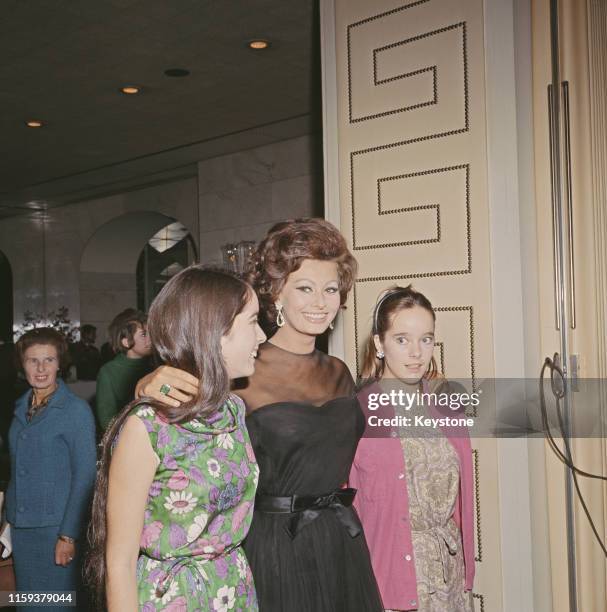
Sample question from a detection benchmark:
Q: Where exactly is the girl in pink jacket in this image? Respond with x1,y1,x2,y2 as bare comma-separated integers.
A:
350,285,475,612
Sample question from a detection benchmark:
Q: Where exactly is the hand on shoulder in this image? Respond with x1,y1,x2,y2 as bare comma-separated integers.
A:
135,365,199,408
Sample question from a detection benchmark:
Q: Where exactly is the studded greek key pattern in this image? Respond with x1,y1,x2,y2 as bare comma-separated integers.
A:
472,449,483,562
338,0,490,605
472,593,485,612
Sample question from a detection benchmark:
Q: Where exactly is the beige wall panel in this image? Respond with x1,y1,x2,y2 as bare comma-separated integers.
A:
332,0,502,608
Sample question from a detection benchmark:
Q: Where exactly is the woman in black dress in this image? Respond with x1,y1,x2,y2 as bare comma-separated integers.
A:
137,219,382,612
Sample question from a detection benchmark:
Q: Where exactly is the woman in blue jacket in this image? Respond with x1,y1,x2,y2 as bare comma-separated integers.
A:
6,328,96,607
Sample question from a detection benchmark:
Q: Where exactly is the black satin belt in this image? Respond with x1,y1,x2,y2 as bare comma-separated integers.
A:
255,487,362,540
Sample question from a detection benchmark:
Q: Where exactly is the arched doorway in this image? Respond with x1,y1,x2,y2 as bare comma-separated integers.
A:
79,212,197,348
136,221,198,311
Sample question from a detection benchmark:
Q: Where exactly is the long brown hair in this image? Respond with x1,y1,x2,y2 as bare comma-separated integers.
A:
361,285,438,381
84,266,251,608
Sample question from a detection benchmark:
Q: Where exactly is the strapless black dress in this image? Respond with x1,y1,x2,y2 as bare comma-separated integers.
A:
239,342,382,612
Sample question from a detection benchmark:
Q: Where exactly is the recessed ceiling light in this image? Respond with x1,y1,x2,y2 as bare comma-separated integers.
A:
26,120,43,128
120,86,140,95
164,68,190,77
248,39,270,50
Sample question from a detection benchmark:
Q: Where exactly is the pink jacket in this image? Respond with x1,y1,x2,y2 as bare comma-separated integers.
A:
350,381,475,611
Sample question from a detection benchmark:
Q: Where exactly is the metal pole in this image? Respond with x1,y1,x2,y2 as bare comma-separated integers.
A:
549,0,578,609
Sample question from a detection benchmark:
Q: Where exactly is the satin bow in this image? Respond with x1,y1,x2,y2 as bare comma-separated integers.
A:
284,487,362,539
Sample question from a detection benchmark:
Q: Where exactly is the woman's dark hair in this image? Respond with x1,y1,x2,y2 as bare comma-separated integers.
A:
247,217,357,333
361,284,438,381
85,266,251,608
108,309,147,353
15,327,70,374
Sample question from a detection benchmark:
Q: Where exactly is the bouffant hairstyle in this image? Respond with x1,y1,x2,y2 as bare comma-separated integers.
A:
247,218,357,333
15,327,70,374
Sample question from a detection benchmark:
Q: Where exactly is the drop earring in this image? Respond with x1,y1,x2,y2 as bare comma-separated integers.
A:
329,320,335,330
276,304,285,328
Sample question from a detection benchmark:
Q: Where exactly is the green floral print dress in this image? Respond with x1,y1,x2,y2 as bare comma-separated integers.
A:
132,395,259,611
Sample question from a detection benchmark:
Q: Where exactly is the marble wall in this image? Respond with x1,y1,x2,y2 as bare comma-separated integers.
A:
0,134,321,343
0,178,198,342
79,209,192,338
198,134,323,265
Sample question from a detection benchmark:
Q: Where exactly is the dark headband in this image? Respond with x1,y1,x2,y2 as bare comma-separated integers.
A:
372,287,409,334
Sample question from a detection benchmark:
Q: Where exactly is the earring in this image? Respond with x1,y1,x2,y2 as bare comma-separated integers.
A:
329,320,335,330
276,304,285,328
376,350,384,359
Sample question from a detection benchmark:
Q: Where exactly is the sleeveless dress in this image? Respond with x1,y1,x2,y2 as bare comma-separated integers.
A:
238,342,383,612
132,395,259,611
385,393,473,612
393,435,472,612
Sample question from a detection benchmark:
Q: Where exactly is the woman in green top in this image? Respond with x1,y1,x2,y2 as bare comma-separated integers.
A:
86,267,266,611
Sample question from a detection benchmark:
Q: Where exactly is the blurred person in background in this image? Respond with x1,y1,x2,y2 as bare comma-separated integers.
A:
70,324,102,381
95,309,152,431
0,336,17,487
5,327,96,608
0,337,17,439
99,340,115,366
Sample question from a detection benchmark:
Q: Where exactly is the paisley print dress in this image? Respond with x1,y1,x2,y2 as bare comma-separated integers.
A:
132,395,259,611
393,433,472,612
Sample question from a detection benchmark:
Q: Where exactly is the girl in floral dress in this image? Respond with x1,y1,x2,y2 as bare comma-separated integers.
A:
85,267,266,611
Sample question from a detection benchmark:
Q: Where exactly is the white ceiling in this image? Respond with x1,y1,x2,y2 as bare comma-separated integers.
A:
0,0,318,219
